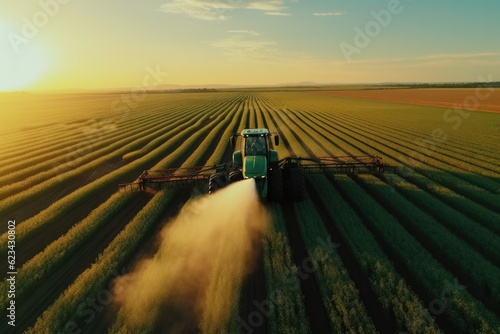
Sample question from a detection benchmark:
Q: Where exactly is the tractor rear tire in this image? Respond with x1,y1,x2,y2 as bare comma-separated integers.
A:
229,170,243,184
267,169,283,202
208,172,227,194
290,167,305,201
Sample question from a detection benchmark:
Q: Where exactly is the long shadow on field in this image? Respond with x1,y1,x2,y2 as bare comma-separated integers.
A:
280,201,332,334
305,178,398,333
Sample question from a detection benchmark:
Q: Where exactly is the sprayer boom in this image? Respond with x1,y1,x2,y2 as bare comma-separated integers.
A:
118,156,394,194
278,156,393,174
118,164,232,193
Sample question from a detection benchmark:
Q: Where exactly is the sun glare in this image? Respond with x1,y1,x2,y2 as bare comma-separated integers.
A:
0,21,50,92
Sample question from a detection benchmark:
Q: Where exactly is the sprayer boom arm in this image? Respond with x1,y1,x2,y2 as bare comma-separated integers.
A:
278,156,392,174
118,163,232,193
118,156,394,193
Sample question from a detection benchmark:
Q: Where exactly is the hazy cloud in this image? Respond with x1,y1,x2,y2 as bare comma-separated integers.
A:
208,34,279,60
160,0,293,20
313,12,345,16
265,12,291,16
227,30,261,36
342,52,500,66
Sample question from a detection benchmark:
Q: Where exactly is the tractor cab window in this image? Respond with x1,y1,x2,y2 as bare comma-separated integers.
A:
245,136,267,155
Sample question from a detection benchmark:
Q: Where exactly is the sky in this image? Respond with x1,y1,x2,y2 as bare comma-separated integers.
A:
0,0,499,91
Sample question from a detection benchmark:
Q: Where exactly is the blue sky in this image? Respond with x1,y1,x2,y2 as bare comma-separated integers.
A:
1,0,499,90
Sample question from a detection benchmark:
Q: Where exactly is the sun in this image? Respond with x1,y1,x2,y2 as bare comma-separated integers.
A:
0,20,50,92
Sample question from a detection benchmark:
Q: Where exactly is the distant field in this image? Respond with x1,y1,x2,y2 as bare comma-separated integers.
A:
318,88,500,113
1,91,499,333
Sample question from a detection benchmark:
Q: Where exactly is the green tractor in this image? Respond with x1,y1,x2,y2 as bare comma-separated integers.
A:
118,127,390,201
208,128,305,201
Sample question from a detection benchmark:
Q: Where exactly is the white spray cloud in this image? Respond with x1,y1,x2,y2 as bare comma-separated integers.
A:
112,179,269,333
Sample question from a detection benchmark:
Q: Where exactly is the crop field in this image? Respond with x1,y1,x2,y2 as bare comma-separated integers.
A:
318,88,500,113
1,90,499,334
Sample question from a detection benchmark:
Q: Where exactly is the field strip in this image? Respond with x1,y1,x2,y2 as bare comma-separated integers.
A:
353,174,500,316
267,91,500,158
0,192,153,333
300,99,500,168
0,102,204,194
258,92,495,208
0,97,205,183
23,93,245,333
25,189,179,334
309,109,500,210
284,106,364,156
0,101,217,221
333,107,500,165
308,175,443,333
254,94,268,128
0,94,121,155
314,89,500,113
334,102,500,158
260,205,310,333
294,197,378,333
330,109,500,173
379,173,500,264
0,94,243,257
329,111,500,194
258,94,328,157
269,105,329,157
331,111,500,180
0,93,235,170
259,92,500,232
329,174,500,332
0,92,239,197
257,97,296,157
280,202,332,333
109,94,246,333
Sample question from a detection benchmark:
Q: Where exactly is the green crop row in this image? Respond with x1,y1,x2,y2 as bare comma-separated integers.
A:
330,110,500,196
110,96,250,333
334,109,500,180
0,192,131,310
0,92,236,186
355,174,500,313
293,197,377,333
25,94,248,331
26,190,177,334
264,204,310,334
383,173,500,263
0,102,192,196
331,174,499,333
0,97,195,187
301,106,500,221
308,174,442,333
0,95,236,256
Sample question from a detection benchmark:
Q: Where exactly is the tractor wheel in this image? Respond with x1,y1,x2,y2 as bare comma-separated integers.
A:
290,167,305,201
267,169,283,202
208,172,227,194
229,170,243,184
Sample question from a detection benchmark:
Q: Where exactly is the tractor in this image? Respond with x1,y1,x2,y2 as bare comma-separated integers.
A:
206,128,304,201
118,128,391,202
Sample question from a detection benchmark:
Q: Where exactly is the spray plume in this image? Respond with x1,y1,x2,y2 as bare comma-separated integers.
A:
112,179,269,333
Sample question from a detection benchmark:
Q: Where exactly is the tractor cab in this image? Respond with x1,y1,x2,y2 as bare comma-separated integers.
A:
230,128,280,200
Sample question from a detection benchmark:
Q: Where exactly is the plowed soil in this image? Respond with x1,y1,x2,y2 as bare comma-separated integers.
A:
318,88,500,113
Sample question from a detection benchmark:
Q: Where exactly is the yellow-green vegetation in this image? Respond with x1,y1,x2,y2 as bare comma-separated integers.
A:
1,90,499,334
